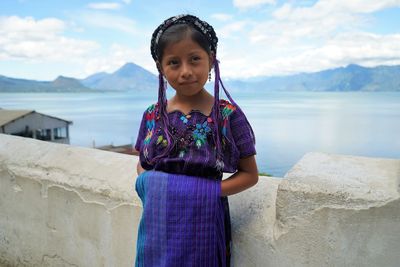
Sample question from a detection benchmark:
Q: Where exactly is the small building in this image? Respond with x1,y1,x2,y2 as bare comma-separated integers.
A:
0,108,72,144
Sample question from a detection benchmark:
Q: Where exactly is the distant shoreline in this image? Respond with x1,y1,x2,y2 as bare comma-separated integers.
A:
2,63,400,93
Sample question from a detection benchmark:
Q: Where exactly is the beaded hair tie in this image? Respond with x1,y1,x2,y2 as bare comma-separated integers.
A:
150,14,218,62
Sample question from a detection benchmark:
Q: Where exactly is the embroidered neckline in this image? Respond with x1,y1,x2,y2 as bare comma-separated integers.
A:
165,99,232,117
143,99,236,162
166,107,214,117
166,98,221,117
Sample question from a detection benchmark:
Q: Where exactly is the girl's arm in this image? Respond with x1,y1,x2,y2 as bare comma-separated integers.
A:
137,162,146,176
220,155,259,197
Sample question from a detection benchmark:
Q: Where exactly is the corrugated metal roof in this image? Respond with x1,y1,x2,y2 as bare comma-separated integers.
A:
0,109,73,127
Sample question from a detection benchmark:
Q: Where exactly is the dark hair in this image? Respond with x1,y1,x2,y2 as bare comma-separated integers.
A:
156,24,212,63
147,14,255,175
150,14,217,62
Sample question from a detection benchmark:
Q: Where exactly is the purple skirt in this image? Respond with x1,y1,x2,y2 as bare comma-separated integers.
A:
135,170,231,267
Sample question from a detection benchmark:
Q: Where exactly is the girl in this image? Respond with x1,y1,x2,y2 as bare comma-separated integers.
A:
135,14,258,267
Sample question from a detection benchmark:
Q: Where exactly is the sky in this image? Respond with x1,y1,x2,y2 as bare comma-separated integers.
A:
1,0,400,81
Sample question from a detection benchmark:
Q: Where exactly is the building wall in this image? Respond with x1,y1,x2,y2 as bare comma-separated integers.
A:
2,112,69,133
0,112,69,144
0,134,399,267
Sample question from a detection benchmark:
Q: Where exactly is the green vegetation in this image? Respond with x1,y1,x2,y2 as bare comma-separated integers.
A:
258,172,273,177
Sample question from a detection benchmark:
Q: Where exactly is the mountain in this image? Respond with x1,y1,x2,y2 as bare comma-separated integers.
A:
80,72,108,86
81,62,158,91
225,64,400,92
0,75,96,93
0,62,158,92
1,63,399,93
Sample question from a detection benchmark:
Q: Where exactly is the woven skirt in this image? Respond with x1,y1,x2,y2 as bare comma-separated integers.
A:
135,170,231,267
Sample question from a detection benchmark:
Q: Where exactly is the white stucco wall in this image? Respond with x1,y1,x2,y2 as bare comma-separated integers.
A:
1,133,399,267
0,134,140,267
229,152,400,267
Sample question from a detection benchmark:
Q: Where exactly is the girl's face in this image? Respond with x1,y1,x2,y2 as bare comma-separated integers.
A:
159,37,213,98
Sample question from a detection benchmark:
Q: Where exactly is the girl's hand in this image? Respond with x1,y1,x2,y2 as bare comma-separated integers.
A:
220,155,259,196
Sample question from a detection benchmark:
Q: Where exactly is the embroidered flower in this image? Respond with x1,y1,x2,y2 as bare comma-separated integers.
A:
156,135,168,147
178,150,186,158
192,120,211,148
180,114,192,124
180,115,188,124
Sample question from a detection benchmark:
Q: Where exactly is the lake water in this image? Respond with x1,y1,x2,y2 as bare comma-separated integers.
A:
1,91,399,177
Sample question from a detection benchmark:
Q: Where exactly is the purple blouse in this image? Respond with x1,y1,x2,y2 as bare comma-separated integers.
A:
135,99,256,178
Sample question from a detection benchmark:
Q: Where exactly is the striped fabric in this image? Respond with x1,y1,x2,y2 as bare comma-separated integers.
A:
135,170,227,267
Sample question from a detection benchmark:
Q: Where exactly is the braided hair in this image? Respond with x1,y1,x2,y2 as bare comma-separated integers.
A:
149,14,255,174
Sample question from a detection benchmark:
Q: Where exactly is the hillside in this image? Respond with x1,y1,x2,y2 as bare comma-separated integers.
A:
226,64,400,92
0,75,96,93
1,63,399,92
81,63,157,91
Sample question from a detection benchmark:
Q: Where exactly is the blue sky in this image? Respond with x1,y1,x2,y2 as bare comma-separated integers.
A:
1,0,400,81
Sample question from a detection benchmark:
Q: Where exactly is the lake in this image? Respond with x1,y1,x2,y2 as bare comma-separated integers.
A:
1,91,399,177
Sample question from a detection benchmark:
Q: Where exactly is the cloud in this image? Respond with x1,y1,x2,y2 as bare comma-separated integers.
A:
249,0,400,46
121,0,131,4
79,12,138,34
219,31,400,78
87,2,122,10
0,16,98,61
274,32,400,74
211,13,233,22
0,15,150,79
252,4,364,46
212,0,400,78
233,0,276,10
321,0,400,14
84,44,157,77
273,0,400,20
218,21,250,39
311,32,400,68
0,15,65,35
3,0,400,80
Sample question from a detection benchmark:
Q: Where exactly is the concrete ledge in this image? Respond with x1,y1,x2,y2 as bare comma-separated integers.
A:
0,134,140,267
1,134,400,267
278,152,400,230
229,152,400,266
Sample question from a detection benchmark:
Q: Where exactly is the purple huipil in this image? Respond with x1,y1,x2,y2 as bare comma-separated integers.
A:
134,99,256,267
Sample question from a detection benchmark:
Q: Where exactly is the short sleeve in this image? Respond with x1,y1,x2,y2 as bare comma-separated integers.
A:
134,110,147,152
229,107,256,158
